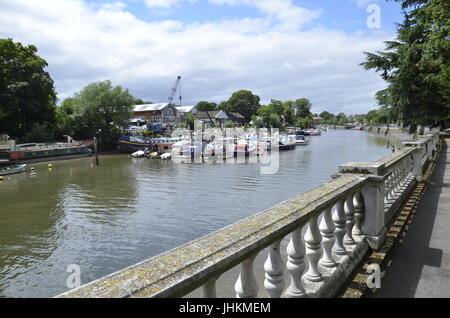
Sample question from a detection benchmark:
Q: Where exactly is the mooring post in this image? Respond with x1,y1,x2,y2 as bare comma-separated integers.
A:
94,136,99,166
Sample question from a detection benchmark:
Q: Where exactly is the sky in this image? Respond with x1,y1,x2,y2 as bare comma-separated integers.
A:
0,0,404,115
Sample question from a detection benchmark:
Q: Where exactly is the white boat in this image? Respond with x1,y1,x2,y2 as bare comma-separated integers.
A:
171,140,203,160
161,152,172,160
293,134,310,146
308,129,321,136
131,150,146,158
0,164,27,176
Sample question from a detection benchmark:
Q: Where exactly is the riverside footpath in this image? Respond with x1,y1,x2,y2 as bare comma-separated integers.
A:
371,139,450,297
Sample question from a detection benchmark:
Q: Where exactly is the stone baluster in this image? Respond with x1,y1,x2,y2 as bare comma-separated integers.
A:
284,227,306,298
393,163,402,193
353,191,364,236
387,168,397,201
235,253,259,298
400,159,409,189
202,275,220,298
319,207,336,268
264,240,285,298
332,200,347,255
304,214,323,282
384,172,392,201
344,194,356,246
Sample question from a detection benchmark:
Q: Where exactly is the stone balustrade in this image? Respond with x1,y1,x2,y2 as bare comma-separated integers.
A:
57,133,440,298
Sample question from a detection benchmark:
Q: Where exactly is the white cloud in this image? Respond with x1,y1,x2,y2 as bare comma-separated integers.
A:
351,0,380,8
141,0,197,9
0,0,391,114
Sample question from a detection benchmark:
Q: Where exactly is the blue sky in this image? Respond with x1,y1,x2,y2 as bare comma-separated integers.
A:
86,0,403,33
0,0,404,114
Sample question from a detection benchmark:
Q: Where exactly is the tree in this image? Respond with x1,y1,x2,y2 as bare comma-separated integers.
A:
362,0,450,131
296,117,312,129
336,112,348,125
294,98,312,119
0,38,56,138
319,111,336,124
183,112,195,130
133,98,153,105
224,90,260,122
62,80,135,149
195,101,217,112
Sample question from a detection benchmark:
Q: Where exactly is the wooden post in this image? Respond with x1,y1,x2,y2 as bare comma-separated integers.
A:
94,137,99,166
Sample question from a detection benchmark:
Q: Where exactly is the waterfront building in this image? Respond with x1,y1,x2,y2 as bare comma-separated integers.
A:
196,110,245,128
176,105,197,120
133,103,178,126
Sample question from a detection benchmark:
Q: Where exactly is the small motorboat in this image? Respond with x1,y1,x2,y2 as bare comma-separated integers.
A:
294,134,310,146
307,129,321,136
131,150,146,158
0,164,27,176
161,153,171,160
279,136,296,151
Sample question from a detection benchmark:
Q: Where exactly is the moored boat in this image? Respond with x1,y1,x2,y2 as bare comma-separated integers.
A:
293,134,310,146
0,164,27,176
279,136,296,151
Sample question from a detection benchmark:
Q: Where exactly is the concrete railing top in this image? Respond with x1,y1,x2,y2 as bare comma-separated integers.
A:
58,174,368,298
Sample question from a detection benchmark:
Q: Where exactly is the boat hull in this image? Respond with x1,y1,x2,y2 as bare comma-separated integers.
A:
0,164,27,176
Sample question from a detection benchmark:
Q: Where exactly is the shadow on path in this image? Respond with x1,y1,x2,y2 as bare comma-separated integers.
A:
371,141,450,298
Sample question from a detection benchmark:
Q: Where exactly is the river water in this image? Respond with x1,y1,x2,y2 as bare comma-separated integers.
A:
0,129,402,297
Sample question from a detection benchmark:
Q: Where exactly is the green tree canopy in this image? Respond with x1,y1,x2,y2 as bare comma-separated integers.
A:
224,90,260,122
336,112,348,125
62,80,135,149
362,0,450,131
319,111,335,123
195,101,217,112
294,98,313,119
0,38,56,138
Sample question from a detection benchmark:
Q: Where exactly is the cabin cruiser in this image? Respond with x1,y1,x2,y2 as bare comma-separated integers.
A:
293,134,310,146
279,135,296,151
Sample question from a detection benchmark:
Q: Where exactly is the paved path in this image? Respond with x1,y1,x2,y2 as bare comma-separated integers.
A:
372,140,450,297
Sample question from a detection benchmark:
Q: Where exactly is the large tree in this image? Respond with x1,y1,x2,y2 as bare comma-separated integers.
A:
195,101,217,112
294,98,313,119
61,80,135,148
0,38,56,138
362,0,450,131
224,90,260,122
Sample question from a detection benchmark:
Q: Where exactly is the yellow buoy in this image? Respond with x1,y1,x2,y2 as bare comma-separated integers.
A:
48,164,53,168
0,176,4,181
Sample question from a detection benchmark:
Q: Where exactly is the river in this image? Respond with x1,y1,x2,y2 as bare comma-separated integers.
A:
0,129,403,297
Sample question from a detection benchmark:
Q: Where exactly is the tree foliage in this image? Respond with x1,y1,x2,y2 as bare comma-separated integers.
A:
362,0,450,131
60,80,135,149
195,101,217,112
223,90,260,122
0,38,56,138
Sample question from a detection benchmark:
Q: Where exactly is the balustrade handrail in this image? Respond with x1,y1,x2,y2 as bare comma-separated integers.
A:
57,174,369,298
376,147,416,170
